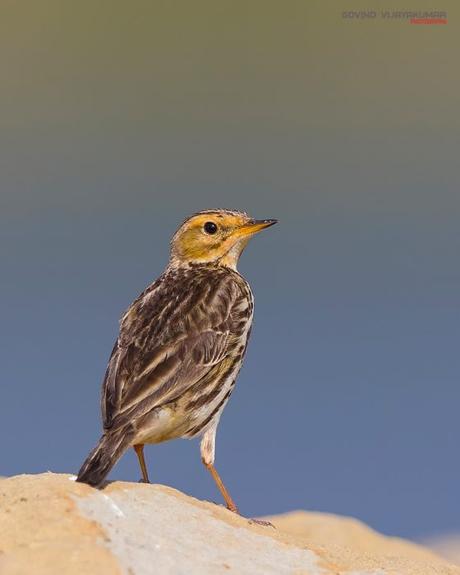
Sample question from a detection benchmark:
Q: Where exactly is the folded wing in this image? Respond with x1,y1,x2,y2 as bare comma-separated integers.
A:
101,269,245,431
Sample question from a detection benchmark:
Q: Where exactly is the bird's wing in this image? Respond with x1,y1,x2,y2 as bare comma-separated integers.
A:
101,269,247,430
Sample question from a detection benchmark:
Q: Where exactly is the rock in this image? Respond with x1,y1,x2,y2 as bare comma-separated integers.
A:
0,473,458,575
423,535,460,566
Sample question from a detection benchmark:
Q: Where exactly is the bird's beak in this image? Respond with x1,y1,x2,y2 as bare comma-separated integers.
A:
237,219,278,237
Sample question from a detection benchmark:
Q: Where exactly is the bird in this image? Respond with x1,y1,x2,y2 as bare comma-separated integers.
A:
76,209,277,514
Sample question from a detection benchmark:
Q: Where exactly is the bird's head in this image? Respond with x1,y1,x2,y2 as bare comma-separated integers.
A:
170,209,277,269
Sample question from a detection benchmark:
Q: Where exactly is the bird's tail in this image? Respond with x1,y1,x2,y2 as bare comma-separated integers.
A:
76,428,133,486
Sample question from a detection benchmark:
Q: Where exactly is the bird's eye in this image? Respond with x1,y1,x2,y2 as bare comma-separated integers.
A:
203,221,218,235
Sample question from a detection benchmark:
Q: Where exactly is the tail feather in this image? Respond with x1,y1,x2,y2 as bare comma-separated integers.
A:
76,429,133,486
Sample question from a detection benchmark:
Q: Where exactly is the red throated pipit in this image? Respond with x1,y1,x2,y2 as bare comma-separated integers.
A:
77,209,277,514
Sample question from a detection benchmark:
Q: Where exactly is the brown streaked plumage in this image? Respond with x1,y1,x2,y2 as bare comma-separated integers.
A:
76,209,277,514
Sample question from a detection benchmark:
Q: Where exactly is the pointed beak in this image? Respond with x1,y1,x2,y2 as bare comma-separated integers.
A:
237,219,278,237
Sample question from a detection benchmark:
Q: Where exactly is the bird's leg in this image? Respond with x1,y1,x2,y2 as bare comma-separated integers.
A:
205,461,239,513
133,444,150,483
200,428,238,513
200,428,273,527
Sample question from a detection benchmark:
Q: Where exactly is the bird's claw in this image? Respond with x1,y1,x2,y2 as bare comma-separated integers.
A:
248,518,275,528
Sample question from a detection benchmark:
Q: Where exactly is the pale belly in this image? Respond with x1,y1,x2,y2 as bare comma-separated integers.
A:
132,356,245,445
134,405,191,444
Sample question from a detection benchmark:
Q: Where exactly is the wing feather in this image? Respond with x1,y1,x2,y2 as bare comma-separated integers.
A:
101,267,247,431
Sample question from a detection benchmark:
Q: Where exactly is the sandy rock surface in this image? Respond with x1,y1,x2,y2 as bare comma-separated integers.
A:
423,535,460,566
0,473,458,575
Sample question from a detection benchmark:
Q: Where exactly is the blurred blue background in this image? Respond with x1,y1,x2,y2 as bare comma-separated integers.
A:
1,2,459,540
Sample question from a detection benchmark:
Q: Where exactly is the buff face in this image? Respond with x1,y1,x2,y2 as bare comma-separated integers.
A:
170,210,276,267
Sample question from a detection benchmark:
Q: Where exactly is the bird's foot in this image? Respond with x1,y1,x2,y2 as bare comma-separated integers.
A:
138,478,150,484
208,501,273,527
248,518,275,528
